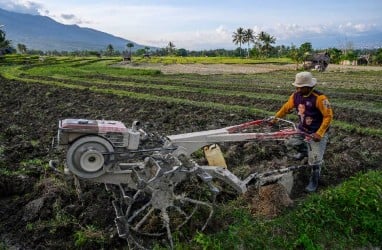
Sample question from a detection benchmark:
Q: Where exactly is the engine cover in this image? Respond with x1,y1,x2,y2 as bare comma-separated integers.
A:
58,119,128,145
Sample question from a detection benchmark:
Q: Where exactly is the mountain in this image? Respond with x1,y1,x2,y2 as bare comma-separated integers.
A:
0,8,153,52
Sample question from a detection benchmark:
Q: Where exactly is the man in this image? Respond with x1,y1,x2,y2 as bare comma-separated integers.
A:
274,72,333,192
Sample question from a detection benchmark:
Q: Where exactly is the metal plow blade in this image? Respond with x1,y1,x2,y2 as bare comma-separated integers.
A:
106,154,217,249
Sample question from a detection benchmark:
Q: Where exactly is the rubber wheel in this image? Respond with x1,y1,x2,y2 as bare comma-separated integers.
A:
66,136,114,178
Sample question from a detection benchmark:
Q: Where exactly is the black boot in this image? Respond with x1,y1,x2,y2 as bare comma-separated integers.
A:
305,165,320,192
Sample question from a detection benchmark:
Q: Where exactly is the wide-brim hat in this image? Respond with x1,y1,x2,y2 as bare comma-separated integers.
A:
292,72,317,87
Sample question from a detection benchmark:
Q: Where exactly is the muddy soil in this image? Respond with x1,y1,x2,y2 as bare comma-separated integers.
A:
0,73,381,249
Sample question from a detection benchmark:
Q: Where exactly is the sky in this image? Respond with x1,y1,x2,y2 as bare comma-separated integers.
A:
1,0,382,50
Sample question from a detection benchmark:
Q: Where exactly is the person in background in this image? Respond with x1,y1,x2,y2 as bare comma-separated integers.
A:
274,71,333,192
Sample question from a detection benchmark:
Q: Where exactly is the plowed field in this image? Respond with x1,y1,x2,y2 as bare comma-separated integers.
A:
1,57,381,249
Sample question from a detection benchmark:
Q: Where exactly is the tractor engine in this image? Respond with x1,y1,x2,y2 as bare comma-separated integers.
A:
56,119,143,179
57,118,141,149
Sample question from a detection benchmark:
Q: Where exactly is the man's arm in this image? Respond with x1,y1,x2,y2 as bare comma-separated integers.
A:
275,93,295,118
315,95,333,137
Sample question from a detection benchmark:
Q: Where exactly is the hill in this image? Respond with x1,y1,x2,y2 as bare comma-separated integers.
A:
0,8,154,52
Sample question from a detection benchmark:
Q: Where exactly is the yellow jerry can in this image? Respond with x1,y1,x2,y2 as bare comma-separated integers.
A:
203,144,227,168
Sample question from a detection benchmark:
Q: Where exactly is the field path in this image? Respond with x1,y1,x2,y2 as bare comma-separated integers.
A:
119,63,294,74
118,62,382,74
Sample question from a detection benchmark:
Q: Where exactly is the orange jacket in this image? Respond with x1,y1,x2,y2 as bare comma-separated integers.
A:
275,90,333,137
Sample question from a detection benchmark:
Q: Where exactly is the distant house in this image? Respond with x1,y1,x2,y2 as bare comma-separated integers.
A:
341,55,370,66
0,47,12,57
304,52,330,72
357,54,370,65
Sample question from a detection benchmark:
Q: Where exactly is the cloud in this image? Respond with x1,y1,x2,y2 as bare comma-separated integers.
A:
143,25,236,50
215,25,230,39
0,0,42,15
268,22,381,43
0,0,91,25
60,14,76,21
251,25,264,35
338,22,378,33
270,23,328,40
57,13,91,25
38,9,92,26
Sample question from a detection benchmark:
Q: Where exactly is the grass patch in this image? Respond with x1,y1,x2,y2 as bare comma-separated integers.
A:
74,225,107,247
178,170,382,249
133,56,293,65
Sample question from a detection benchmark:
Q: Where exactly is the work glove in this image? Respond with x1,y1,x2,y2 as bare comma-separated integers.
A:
266,116,278,125
311,133,322,142
264,116,280,132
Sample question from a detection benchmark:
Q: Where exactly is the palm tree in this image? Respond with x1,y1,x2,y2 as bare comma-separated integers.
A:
126,42,134,55
243,28,255,58
232,27,245,56
258,31,276,57
106,44,114,56
17,43,27,54
167,41,175,55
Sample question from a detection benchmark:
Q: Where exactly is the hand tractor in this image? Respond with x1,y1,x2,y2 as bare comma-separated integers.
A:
51,117,309,249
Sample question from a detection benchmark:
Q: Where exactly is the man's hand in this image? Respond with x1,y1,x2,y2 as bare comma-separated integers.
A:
266,116,278,126
311,133,322,142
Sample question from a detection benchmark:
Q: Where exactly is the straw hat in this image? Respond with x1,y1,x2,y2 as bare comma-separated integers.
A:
292,72,317,87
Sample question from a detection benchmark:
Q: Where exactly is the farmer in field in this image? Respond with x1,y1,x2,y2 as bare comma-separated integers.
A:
274,71,333,192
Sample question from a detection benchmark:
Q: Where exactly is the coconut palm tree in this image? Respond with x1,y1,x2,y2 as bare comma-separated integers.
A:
258,31,276,57
126,42,134,55
17,43,27,54
243,28,255,58
167,41,175,55
106,44,114,56
232,27,245,56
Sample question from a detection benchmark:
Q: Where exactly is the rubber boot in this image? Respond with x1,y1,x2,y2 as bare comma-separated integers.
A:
305,165,320,192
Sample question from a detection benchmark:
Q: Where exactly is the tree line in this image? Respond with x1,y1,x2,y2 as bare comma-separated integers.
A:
231,27,382,65
2,26,382,65
232,27,276,58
